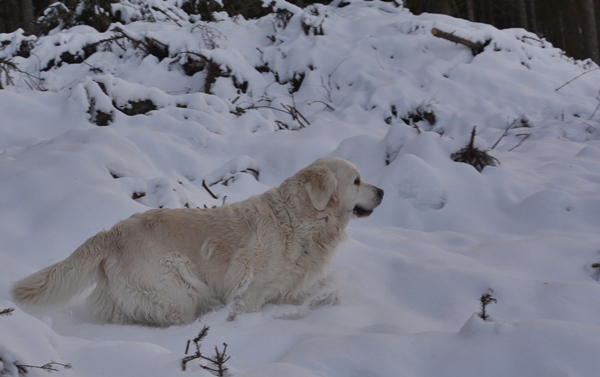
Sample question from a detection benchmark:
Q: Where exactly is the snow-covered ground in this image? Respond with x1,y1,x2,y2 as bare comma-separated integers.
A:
2,0,600,376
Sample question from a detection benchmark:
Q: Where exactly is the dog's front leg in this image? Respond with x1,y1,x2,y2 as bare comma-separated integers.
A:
226,296,244,321
226,290,266,321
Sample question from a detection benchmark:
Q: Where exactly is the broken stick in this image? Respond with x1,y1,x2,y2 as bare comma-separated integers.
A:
431,28,487,55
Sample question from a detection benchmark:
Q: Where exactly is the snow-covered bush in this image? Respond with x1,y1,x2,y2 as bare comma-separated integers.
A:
37,0,119,34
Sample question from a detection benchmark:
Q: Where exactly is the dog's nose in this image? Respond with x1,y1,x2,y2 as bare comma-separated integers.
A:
376,188,384,199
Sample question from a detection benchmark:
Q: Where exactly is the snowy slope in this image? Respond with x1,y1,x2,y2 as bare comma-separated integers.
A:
2,0,600,376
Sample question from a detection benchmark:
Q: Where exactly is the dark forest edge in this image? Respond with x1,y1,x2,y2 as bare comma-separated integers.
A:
1,0,599,64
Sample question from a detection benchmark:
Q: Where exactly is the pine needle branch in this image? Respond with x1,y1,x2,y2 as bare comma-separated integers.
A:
181,326,211,371
0,308,15,316
0,58,18,88
200,343,231,376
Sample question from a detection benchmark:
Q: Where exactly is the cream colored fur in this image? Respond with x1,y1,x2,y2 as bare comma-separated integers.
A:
11,158,384,326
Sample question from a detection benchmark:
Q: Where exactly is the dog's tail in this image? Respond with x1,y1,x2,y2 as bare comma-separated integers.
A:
11,230,113,307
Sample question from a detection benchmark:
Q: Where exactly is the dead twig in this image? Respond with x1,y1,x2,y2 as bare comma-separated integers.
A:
491,118,518,150
192,23,225,50
202,179,218,199
508,133,531,151
318,75,332,103
589,96,600,120
209,168,259,186
275,120,288,130
245,102,310,129
555,67,600,92
521,35,542,43
322,56,350,100
15,361,72,374
152,7,182,26
110,27,168,60
185,339,191,355
307,99,335,111
282,103,310,127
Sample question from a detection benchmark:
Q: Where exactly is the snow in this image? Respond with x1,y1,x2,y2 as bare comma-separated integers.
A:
2,0,600,376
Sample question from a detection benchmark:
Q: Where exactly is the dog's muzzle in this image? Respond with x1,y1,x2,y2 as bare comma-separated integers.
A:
353,187,384,218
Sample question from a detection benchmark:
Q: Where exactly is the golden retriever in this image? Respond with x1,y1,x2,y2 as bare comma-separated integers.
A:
11,157,384,326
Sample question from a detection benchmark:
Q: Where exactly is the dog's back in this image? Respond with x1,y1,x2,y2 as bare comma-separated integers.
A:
11,215,215,326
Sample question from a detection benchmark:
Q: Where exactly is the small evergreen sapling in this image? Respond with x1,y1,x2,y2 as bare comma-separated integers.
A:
182,326,231,376
478,289,497,321
451,126,500,172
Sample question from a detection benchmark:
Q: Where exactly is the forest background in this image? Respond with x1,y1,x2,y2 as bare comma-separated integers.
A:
2,0,600,65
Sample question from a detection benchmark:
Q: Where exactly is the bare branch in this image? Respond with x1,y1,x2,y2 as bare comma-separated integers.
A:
508,133,531,151
589,96,600,120
202,179,218,199
15,361,72,374
307,100,335,111
152,7,182,27
555,67,600,92
491,118,518,150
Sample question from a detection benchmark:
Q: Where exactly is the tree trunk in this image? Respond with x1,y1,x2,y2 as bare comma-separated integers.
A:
515,0,529,29
558,11,567,51
3,0,21,33
485,0,494,25
439,0,452,16
466,0,475,21
20,0,35,34
527,0,538,34
579,0,600,63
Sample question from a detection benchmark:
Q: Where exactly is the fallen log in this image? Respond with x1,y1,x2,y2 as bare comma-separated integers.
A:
431,28,488,55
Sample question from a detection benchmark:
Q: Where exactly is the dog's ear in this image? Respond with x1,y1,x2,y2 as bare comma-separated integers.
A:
304,165,338,211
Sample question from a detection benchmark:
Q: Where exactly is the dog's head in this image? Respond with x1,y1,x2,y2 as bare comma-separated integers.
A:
302,157,384,218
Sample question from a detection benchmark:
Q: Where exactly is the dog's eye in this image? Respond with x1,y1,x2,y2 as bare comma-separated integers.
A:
354,178,360,186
